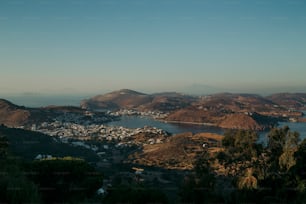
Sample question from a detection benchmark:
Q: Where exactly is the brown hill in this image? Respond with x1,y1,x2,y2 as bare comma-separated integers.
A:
81,89,196,112
218,113,262,130
267,93,306,110
0,99,30,126
80,89,152,110
165,107,223,125
165,93,281,129
197,93,278,113
129,132,223,170
140,92,196,112
0,99,92,127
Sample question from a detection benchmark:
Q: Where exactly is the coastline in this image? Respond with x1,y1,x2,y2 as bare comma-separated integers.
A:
161,120,216,127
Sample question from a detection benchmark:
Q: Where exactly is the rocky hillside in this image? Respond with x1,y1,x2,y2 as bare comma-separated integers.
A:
129,132,223,170
0,99,94,127
81,89,152,110
267,93,306,110
81,89,196,112
165,93,295,130
0,99,31,126
139,92,196,112
218,113,276,130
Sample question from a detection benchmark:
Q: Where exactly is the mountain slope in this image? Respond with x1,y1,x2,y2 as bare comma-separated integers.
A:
0,99,30,126
81,89,196,111
129,132,223,170
0,125,99,162
267,93,306,110
81,89,153,110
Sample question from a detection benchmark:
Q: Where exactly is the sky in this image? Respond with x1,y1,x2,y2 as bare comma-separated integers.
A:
1,0,306,96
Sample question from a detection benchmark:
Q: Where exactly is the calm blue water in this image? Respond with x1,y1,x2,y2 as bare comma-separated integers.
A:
108,116,224,135
108,116,306,143
2,95,87,107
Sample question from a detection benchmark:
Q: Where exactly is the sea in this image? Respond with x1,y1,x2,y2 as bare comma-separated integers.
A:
2,95,85,108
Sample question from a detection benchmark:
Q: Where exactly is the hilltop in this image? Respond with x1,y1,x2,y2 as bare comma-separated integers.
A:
0,99,31,126
0,99,112,127
81,89,152,110
81,89,196,112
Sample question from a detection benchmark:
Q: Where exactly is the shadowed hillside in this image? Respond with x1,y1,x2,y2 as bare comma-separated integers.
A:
0,125,99,162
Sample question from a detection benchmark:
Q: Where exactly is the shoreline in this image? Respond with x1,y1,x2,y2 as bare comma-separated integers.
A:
160,120,216,127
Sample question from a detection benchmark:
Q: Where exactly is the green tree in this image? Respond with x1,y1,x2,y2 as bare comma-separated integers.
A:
267,126,299,172
279,148,296,172
219,129,261,164
294,138,306,180
256,126,302,203
291,138,306,202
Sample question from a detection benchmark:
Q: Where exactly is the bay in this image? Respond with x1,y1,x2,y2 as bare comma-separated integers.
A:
108,116,306,144
107,116,224,135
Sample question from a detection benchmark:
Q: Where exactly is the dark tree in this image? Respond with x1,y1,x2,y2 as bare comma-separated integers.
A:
0,133,9,159
179,149,219,203
219,129,261,163
267,126,299,172
27,158,103,203
103,183,168,204
0,132,40,203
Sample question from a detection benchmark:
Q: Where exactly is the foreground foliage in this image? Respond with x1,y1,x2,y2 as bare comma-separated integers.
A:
2,125,306,203
180,126,306,203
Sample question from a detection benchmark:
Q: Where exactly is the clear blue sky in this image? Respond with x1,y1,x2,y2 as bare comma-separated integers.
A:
1,0,306,95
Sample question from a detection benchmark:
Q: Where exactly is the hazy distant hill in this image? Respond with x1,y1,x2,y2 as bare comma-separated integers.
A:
140,92,196,112
81,89,196,112
267,93,306,110
80,89,152,110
